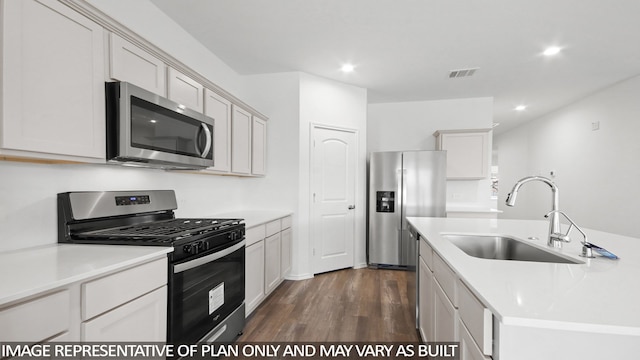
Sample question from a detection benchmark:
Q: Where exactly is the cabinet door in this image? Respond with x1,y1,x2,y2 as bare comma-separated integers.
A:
245,241,265,316
1,0,105,160
418,256,434,343
437,130,490,179
231,105,252,175
167,67,204,112
82,286,167,342
264,232,282,295
204,89,232,172
459,319,491,360
434,280,459,342
251,116,267,176
109,32,166,96
280,227,292,278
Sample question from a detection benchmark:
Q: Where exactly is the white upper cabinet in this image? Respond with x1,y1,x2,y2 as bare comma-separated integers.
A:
1,0,105,161
109,32,166,96
204,89,232,173
167,67,204,112
251,116,267,176
231,105,252,175
434,129,491,179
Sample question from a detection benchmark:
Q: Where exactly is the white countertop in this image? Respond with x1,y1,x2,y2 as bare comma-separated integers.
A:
446,206,502,213
0,244,172,307
407,217,640,336
210,210,292,229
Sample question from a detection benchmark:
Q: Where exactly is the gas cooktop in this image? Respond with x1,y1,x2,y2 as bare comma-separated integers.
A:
57,190,244,251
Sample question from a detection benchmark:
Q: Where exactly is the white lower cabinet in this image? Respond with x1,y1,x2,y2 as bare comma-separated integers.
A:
82,286,167,341
418,238,494,359
80,258,168,342
434,279,458,342
243,215,292,317
245,240,265,315
281,227,292,277
459,319,491,360
0,256,168,343
264,232,282,295
418,256,434,342
458,280,493,357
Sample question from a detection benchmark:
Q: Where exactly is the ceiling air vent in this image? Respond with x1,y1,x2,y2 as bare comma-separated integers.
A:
448,68,479,78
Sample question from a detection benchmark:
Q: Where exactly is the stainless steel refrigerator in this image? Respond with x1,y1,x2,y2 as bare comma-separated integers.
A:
367,151,446,267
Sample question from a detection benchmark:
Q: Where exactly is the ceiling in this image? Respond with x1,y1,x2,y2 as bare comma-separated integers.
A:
150,0,640,133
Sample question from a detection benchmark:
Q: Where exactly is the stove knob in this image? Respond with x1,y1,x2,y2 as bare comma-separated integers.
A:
183,244,193,254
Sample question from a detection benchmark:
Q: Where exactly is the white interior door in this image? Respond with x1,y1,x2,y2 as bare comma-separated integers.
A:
311,125,357,274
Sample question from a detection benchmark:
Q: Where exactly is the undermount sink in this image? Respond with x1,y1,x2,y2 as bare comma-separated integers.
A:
442,234,583,264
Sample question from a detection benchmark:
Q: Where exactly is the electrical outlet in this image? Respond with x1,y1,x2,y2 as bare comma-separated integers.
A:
592,121,600,131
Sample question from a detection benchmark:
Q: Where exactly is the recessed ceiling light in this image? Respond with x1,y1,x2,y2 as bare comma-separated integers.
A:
515,105,527,111
341,64,355,73
543,46,562,56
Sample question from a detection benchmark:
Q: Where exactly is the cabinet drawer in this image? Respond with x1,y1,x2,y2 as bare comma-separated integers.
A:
458,280,493,356
433,253,457,307
419,239,433,271
265,219,281,237
0,290,70,342
246,224,266,247
281,215,292,230
82,258,167,320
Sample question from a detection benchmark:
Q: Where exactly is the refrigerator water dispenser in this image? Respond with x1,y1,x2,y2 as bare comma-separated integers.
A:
376,191,395,212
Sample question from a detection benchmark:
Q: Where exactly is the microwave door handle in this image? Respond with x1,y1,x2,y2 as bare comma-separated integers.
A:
201,123,212,158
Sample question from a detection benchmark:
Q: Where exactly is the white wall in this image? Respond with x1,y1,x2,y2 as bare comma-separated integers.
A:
367,97,495,208
299,73,369,274
240,72,302,276
495,75,640,238
0,161,250,251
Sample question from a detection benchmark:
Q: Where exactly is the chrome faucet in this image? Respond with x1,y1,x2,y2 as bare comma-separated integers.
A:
544,210,594,258
505,176,563,248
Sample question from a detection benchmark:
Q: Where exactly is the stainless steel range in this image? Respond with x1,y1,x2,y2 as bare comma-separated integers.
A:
57,190,245,344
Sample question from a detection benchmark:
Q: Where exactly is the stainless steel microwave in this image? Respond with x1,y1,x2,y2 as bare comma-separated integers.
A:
106,81,214,169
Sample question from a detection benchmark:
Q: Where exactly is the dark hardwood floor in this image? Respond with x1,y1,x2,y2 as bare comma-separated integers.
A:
238,268,420,342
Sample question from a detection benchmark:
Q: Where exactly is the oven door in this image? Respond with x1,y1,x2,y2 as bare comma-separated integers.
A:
168,239,245,344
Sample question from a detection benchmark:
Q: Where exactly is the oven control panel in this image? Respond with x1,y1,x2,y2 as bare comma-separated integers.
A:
115,195,151,206
176,226,245,259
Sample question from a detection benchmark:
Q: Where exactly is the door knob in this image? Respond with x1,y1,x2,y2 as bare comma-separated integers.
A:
348,205,356,210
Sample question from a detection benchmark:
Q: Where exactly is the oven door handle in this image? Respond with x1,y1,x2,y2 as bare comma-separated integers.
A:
173,239,245,274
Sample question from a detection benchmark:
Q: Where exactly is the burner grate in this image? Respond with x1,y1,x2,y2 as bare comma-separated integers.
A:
78,218,242,239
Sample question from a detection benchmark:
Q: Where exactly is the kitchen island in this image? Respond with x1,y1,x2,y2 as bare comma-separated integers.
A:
408,217,640,360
